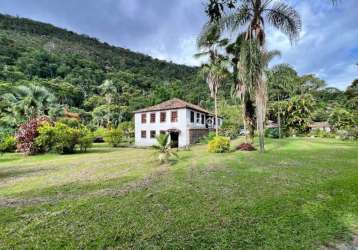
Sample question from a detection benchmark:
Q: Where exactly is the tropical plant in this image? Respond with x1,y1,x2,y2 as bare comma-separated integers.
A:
201,59,229,135
207,0,302,152
153,134,178,163
328,107,355,131
4,84,56,120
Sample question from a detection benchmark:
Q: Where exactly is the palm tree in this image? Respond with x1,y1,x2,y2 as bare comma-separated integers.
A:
220,0,301,152
99,80,117,128
4,84,56,120
153,134,178,164
201,59,229,135
196,22,229,136
269,64,298,138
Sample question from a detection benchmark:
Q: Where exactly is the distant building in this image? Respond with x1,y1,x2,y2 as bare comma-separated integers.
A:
134,98,223,147
309,122,331,132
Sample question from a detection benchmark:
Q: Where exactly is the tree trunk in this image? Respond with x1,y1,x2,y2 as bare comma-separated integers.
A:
277,96,282,139
214,92,218,136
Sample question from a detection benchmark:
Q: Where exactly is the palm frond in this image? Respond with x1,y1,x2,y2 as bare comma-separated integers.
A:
265,1,302,43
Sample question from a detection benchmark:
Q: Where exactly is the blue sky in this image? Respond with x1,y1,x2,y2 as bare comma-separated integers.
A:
0,0,357,89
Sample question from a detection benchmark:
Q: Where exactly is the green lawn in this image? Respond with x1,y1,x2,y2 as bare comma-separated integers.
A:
0,138,357,249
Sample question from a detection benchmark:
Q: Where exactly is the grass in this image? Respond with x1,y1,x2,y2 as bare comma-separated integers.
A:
0,138,357,249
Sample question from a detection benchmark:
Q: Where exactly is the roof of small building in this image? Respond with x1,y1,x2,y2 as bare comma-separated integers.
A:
309,122,330,128
134,98,215,115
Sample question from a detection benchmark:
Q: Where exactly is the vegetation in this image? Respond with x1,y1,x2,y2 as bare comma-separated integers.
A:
0,138,357,248
208,136,231,153
153,133,178,163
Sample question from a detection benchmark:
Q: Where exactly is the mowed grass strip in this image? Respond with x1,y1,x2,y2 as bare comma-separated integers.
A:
0,138,357,249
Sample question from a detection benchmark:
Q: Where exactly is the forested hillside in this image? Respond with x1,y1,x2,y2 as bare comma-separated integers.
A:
0,13,210,133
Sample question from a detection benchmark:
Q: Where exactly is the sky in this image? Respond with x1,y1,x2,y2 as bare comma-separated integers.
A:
0,0,357,90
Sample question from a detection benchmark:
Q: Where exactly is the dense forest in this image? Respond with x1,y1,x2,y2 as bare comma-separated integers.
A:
0,13,210,135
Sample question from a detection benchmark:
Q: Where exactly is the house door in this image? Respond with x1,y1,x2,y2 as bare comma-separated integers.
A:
170,132,179,148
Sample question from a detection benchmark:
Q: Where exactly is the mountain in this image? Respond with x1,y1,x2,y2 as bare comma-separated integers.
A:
0,13,209,114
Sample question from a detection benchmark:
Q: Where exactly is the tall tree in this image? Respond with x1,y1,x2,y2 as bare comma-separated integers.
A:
207,0,302,152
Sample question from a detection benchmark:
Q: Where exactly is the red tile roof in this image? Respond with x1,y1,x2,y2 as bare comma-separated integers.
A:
134,98,214,115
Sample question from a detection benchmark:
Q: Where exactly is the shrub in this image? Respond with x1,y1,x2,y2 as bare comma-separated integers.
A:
105,128,123,147
200,131,216,144
236,143,256,151
57,118,81,128
93,127,106,143
219,122,240,139
338,128,358,140
36,122,93,154
52,123,79,154
208,136,230,153
0,135,17,154
118,121,134,144
77,127,94,152
35,122,57,152
265,128,280,139
15,116,51,155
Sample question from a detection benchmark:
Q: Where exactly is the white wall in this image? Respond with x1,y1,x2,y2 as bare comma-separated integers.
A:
134,108,223,147
135,108,189,147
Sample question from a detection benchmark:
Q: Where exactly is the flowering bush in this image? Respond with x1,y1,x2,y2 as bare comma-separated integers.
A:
208,136,230,153
236,143,256,151
15,116,50,155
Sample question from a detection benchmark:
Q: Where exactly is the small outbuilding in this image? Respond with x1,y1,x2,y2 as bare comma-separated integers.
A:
134,98,222,147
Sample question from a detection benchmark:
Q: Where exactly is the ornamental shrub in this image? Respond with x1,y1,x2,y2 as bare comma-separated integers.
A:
105,128,123,147
0,135,17,154
208,136,230,153
15,116,51,155
51,123,79,154
77,127,94,152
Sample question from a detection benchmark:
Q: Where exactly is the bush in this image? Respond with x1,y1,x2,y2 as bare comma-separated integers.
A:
338,128,358,140
0,135,17,154
105,128,123,147
219,122,240,139
208,136,230,153
93,127,106,143
309,129,335,139
265,128,280,139
77,127,94,152
200,131,216,144
36,122,93,154
52,123,79,154
15,116,51,155
236,143,256,151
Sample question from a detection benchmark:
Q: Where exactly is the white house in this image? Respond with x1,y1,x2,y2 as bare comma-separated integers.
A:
134,98,222,147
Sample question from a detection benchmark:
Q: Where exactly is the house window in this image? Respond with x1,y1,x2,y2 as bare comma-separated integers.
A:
150,113,156,123
160,112,166,123
141,113,146,123
190,111,195,123
160,130,166,135
196,113,200,123
150,130,156,138
141,130,146,138
171,111,178,122
201,114,205,124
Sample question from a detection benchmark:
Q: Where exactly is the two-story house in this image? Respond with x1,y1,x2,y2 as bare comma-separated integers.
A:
134,98,222,147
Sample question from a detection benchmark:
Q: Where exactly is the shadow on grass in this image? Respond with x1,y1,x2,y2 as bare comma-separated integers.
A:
0,167,54,181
